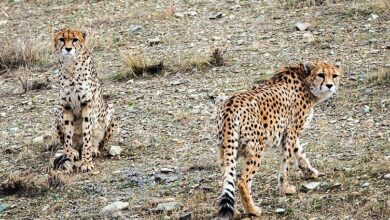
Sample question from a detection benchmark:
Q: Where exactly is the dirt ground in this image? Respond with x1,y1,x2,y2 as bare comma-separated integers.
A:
0,0,389,219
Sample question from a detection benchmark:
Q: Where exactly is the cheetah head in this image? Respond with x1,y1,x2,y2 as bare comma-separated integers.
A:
54,28,86,58
304,61,341,101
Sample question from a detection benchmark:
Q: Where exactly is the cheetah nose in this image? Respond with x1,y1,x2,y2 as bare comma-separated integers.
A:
326,84,333,89
65,48,72,52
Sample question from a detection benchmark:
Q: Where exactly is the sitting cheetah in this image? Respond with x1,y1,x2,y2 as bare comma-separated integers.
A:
217,61,341,218
51,28,116,173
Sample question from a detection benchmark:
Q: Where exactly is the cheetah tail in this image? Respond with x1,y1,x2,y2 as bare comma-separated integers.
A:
218,119,239,219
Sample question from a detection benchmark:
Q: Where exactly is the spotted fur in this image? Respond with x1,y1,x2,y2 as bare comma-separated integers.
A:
51,28,116,173
217,61,341,218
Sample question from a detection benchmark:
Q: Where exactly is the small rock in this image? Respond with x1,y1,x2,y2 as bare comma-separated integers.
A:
0,204,8,213
101,201,129,214
209,12,223,20
132,139,143,148
0,20,7,26
302,182,321,190
295,22,310,31
361,182,369,188
33,135,46,144
109,146,123,156
148,37,161,46
362,119,374,128
303,33,315,43
368,38,377,44
42,204,50,212
160,168,174,173
128,25,143,33
363,105,370,113
174,12,184,18
170,80,183,86
179,212,192,220
156,202,181,212
0,112,6,117
154,174,179,183
384,173,390,179
9,127,19,133
256,15,266,23
185,11,197,16
275,208,285,213
230,5,241,10
368,14,379,21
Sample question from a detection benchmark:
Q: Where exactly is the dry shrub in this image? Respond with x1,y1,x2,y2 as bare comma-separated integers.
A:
368,67,390,86
120,53,165,79
178,48,226,72
0,172,47,196
47,170,67,190
0,36,40,74
18,75,52,93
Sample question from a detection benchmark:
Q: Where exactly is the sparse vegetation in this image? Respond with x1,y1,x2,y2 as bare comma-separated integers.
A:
0,173,47,197
119,52,165,80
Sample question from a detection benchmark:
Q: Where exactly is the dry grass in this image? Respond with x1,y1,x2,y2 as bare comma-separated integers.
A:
368,67,390,86
119,52,165,80
0,172,47,197
276,0,390,9
174,48,226,73
0,37,38,74
0,35,53,74
47,170,67,190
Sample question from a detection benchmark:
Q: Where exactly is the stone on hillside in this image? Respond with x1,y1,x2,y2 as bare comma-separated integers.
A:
174,13,184,18
275,208,285,213
295,22,310,31
101,201,129,214
303,33,315,43
160,168,174,173
109,146,123,156
156,202,181,212
302,182,320,190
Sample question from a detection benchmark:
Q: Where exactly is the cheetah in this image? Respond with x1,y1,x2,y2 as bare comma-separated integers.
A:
217,61,341,219
51,28,116,173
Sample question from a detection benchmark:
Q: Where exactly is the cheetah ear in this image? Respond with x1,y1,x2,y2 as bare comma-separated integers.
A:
80,30,87,41
303,61,315,77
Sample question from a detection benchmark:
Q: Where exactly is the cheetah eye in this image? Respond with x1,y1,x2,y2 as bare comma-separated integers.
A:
317,73,324,78
59,38,65,42
72,38,79,42
333,75,339,79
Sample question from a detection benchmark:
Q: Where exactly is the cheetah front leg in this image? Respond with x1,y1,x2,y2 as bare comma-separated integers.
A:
294,139,319,179
278,132,297,196
51,106,79,173
75,102,94,172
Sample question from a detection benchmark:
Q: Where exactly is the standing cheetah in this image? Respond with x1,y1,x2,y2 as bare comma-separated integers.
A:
51,28,116,173
217,61,341,218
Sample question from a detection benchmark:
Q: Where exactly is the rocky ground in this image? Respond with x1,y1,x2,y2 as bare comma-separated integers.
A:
0,0,389,219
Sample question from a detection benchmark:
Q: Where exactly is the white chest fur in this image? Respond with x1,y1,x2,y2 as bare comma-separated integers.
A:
304,108,314,129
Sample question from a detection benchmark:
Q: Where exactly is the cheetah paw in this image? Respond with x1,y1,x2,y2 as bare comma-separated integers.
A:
300,167,319,179
59,148,80,161
278,185,297,196
91,147,101,157
247,206,262,217
233,209,241,220
75,160,94,172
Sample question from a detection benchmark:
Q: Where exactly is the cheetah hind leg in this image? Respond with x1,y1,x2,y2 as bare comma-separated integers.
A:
97,106,116,155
